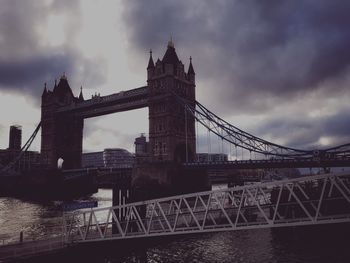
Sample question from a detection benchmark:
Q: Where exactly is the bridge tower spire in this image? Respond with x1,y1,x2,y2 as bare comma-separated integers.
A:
147,49,155,79
78,86,84,101
188,56,195,83
42,83,47,97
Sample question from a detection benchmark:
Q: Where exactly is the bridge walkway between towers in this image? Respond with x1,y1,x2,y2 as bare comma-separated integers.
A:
55,86,149,118
64,171,350,244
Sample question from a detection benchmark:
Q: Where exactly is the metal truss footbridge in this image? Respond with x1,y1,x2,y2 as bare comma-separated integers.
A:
64,171,350,243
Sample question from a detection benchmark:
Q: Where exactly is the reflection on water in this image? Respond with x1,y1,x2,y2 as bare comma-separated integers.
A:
1,189,350,262
0,198,62,242
0,189,112,243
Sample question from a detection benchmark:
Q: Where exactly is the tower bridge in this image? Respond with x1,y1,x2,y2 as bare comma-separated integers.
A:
40,39,196,170
1,40,350,198
1,41,350,262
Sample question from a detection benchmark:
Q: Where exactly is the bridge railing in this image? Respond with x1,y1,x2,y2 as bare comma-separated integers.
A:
185,157,350,165
64,171,350,243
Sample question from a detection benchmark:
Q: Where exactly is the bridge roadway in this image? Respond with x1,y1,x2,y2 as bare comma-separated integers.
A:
55,86,149,118
183,158,350,170
64,171,350,243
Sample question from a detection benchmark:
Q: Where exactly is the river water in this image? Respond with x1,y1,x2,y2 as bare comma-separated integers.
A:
1,188,350,263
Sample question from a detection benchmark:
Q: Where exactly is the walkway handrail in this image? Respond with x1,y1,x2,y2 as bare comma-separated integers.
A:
64,171,350,243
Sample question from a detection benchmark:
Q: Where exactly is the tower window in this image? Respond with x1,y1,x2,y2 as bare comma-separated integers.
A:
163,143,167,154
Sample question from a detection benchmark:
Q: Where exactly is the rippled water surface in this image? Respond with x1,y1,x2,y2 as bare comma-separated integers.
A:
1,189,350,263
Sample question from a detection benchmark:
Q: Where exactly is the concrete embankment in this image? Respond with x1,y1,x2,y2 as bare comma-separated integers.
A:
0,169,97,200
0,236,69,262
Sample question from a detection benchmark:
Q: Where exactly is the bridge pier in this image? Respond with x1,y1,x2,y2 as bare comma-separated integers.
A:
41,76,84,170
131,161,210,200
112,173,131,234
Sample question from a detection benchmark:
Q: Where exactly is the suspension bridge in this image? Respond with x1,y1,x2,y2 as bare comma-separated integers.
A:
1,94,350,176
2,41,350,174
2,87,350,175
1,41,350,261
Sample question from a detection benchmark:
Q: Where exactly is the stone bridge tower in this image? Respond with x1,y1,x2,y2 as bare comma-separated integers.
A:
41,75,84,169
147,40,196,163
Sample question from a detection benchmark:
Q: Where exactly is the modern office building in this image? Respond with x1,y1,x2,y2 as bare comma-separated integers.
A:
82,148,134,168
8,125,22,150
196,153,228,162
81,151,104,168
103,148,134,168
0,126,41,169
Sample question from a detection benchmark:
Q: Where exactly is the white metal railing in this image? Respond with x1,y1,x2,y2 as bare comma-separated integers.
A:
64,171,350,243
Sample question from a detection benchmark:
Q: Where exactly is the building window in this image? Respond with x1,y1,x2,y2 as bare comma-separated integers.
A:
154,142,159,155
163,143,167,155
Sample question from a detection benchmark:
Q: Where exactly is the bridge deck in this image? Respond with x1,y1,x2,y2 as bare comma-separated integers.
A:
184,158,350,169
64,172,350,243
56,86,149,118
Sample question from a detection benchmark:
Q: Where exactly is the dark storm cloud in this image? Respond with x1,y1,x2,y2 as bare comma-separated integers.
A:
122,0,350,148
0,51,73,91
0,49,105,97
255,108,350,149
123,0,350,112
0,0,105,99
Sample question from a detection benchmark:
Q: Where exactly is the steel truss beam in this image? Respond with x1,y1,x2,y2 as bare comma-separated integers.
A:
56,86,148,118
64,171,350,243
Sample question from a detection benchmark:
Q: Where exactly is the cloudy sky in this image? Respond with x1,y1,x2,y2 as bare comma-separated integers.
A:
1,0,350,154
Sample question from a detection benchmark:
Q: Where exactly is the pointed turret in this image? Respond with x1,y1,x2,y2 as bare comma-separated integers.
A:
188,56,195,75
147,49,155,69
147,49,155,80
161,38,181,75
78,86,84,101
53,79,57,93
53,74,75,103
42,83,47,97
162,38,179,65
188,56,195,83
